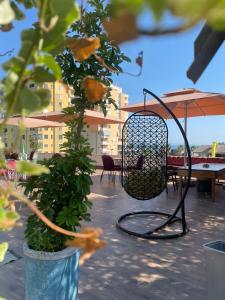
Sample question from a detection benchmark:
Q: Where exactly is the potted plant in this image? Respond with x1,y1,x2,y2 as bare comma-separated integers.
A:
23,148,95,299
21,0,129,298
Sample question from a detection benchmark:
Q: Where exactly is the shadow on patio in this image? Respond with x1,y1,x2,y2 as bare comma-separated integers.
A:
1,172,225,299
79,173,225,300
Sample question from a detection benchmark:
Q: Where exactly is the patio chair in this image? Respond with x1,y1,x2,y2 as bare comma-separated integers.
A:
165,167,178,193
10,153,19,160
117,88,192,239
125,155,144,171
100,155,121,183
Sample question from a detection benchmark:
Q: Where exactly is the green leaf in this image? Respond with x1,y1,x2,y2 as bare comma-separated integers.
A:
0,242,8,262
34,88,51,108
110,0,143,16
21,28,39,43
0,198,8,208
42,0,80,55
0,0,15,24
0,159,6,168
148,0,167,21
3,71,18,97
207,5,225,30
33,66,56,82
19,41,34,59
11,1,25,20
0,208,19,230
167,0,215,20
16,161,50,175
18,0,35,9
37,55,62,79
6,211,19,221
5,86,51,115
3,56,24,73
51,0,79,19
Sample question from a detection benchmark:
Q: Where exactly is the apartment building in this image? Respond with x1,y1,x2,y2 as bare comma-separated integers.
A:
29,81,72,154
93,86,128,155
2,82,128,156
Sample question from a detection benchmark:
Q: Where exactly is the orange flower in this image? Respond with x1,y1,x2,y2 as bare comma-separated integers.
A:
65,227,106,265
82,76,108,103
67,37,100,61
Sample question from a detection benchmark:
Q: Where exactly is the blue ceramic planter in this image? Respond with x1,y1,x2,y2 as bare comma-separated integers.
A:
24,243,80,300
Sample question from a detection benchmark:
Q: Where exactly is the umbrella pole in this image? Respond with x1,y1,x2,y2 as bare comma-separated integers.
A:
184,103,188,167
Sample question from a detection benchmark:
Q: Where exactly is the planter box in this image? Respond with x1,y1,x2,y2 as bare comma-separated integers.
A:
204,241,225,300
24,243,80,300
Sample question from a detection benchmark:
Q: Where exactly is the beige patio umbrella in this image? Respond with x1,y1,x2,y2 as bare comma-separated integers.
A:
1,117,65,128
30,109,124,125
121,88,225,164
0,117,65,156
30,110,124,155
121,89,225,118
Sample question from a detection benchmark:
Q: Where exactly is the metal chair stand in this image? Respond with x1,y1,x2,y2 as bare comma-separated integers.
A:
116,88,191,239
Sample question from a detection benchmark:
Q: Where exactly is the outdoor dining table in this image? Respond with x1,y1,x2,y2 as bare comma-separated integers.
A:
177,163,225,202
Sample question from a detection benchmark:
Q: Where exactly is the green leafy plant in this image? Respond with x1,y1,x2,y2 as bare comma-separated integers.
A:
0,0,81,261
22,0,129,253
23,153,94,252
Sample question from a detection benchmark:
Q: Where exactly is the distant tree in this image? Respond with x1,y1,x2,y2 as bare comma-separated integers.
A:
175,145,184,156
191,145,197,153
167,144,172,155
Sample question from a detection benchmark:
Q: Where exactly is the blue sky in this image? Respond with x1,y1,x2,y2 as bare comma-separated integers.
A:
1,7,225,146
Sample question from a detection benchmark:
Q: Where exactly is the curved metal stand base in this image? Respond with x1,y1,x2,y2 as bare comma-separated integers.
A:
117,211,189,239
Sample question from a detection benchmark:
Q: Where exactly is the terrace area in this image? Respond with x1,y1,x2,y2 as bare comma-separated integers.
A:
1,171,225,300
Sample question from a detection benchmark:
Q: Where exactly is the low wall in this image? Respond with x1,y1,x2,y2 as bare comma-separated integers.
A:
167,156,225,166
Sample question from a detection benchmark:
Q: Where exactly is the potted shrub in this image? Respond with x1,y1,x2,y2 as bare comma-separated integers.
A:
21,0,129,298
0,0,128,298
23,149,94,299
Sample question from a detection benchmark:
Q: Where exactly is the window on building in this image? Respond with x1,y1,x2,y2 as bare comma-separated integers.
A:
3,128,7,133
44,144,48,147
5,143,7,148
44,135,48,139
44,128,48,131
59,135,63,140
58,102,62,107
51,135,53,139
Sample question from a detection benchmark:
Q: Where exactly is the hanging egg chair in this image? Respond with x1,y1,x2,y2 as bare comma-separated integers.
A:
116,88,192,239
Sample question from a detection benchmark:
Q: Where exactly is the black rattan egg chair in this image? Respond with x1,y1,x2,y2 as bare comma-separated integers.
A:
116,88,192,239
